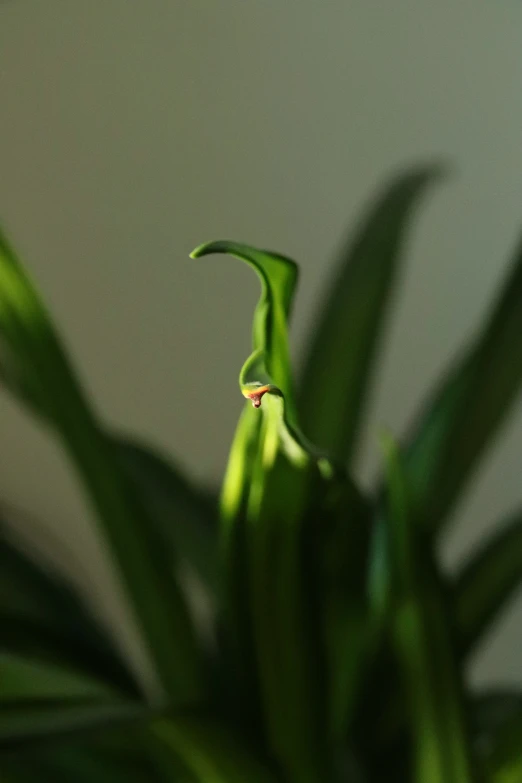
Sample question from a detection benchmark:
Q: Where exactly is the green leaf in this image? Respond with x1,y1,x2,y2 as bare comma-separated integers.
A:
471,689,522,747
454,511,522,660
239,354,367,778
113,438,218,595
404,235,522,532
191,241,298,412
298,166,442,464
153,715,277,783
0,354,218,600
190,242,301,532
0,524,139,696
2,728,187,783
190,241,300,728
0,697,145,749
193,240,368,780
380,432,474,783
0,227,202,704
0,653,119,704
0,615,137,699
239,349,337,477
471,691,522,783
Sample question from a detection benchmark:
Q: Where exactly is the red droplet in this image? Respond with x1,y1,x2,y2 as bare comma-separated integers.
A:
252,395,262,408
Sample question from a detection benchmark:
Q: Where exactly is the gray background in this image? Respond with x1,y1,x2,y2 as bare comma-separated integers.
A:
1,1,521,686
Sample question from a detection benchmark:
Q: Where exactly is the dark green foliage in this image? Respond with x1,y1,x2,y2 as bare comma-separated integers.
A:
1,167,521,781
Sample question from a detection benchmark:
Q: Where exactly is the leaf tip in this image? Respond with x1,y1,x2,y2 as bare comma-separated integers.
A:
190,240,230,260
242,384,271,409
189,243,206,260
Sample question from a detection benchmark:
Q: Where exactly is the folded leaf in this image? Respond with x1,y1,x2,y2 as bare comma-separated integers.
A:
380,432,473,783
454,511,522,660
193,243,322,778
404,235,522,532
298,166,442,464
190,241,301,730
240,349,338,477
193,240,369,779
0,227,202,704
240,351,367,778
191,241,298,408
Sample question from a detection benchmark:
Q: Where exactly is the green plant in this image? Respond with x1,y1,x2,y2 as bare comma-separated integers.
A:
1,165,522,783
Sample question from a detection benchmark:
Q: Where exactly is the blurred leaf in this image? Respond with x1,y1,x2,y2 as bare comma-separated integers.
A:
3,734,187,783
298,166,442,464
113,438,218,595
0,653,117,704
471,689,522,747
0,615,136,699
0,227,203,704
380,432,473,783
153,715,277,783
0,360,218,598
404,235,522,532
192,242,330,780
470,691,522,783
320,487,370,740
0,697,145,749
0,524,139,696
454,511,522,660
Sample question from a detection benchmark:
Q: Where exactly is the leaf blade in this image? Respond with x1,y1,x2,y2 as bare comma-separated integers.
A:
299,166,442,463
404,235,522,531
113,437,218,595
191,241,298,409
0,227,203,704
453,511,522,660
153,715,277,783
0,522,139,696
380,432,474,783
0,698,144,749
471,691,522,783
189,241,301,732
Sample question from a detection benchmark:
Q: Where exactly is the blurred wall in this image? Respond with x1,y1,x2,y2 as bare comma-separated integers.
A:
1,0,521,685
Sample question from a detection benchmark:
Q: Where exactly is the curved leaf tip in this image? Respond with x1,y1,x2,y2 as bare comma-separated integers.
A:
243,385,272,408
